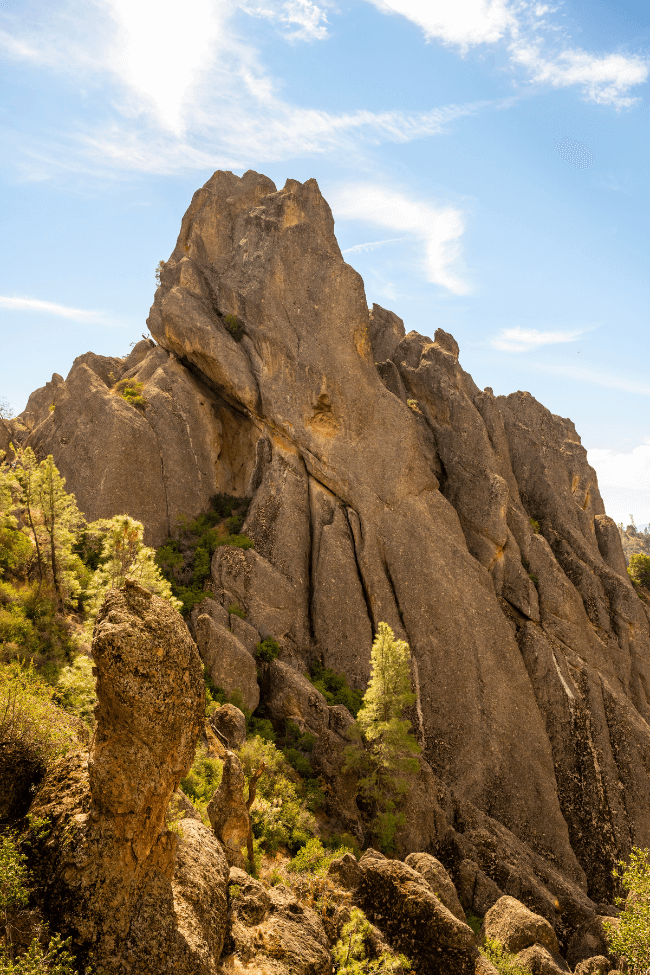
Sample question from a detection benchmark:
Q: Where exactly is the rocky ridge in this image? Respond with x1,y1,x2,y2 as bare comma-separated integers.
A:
6,170,650,954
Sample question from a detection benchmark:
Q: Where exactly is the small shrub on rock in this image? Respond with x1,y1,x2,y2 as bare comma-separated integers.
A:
114,378,147,409
480,939,529,975
255,637,280,663
228,603,246,619
0,661,77,768
309,660,363,717
332,907,412,974
180,747,223,823
287,837,354,876
223,314,245,341
628,554,650,592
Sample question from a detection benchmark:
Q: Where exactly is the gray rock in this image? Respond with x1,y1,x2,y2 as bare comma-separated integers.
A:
573,958,612,975
195,614,260,712
229,614,260,655
207,750,249,870
514,944,570,975
567,916,619,969
405,852,466,921
327,852,362,890
210,703,247,750
263,659,330,735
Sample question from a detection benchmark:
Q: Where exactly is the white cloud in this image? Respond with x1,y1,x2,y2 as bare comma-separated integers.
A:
587,443,650,524
332,184,469,294
492,326,587,352
342,238,404,254
0,295,115,323
509,41,649,109
240,0,329,40
363,0,516,52
363,0,649,109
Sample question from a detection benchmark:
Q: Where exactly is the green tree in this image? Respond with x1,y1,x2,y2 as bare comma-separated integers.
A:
332,907,411,973
34,457,83,607
11,448,46,584
84,515,181,629
604,846,650,974
344,623,421,852
628,554,650,590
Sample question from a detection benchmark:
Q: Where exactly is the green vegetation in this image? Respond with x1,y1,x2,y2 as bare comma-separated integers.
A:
604,846,650,974
228,603,246,619
480,939,529,975
255,637,280,663
223,313,245,341
529,518,541,534
0,662,77,768
179,748,223,823
0,827,76,973
343,623,421,852
465,912,482,937
332,907,412,974
628,553,650,593
287,837,354,876
114,377,146,410
309,660,363,717
155,493,252,615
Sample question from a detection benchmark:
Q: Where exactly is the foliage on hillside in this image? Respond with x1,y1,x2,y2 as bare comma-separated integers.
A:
155,493,253,615
604,846,650,974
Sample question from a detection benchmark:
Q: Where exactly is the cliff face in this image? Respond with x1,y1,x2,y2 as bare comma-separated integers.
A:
15,171,650,907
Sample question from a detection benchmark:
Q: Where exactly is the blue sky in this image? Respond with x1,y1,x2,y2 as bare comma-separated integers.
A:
1,0,649,524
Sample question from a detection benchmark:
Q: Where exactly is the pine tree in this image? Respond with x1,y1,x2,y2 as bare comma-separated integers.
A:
345,622,421,851
35,455,83,606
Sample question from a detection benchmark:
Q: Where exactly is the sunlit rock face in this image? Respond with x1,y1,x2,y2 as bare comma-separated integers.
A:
20,170,650,912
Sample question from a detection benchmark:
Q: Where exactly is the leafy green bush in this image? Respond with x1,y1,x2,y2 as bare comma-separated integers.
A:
0,932,76,973
238,735,318,855
255,637,280,663
0,582,76,673
223,314,244,341
628,554,650,591
529,518,541,534
0,661,77,767
309,660,363,717
54,655,96,728
247,715,276,742
465,912,482,937
332,907,412,973
155,495,252,615
114,378,146,409
180,747,223,823
480,939,529,975
228,603,246,619
604,846,650,974
287,837,354,876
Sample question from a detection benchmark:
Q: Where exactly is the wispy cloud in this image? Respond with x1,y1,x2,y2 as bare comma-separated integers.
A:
0,295,118,324
491,326,588,352
518,359,650,396
332,183,469,294
342,238,404,255
240,0,330,40
587,442,650,523
363,0,650,109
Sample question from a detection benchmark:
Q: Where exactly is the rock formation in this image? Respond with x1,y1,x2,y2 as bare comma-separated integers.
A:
11,170,650,926
27,582,228,974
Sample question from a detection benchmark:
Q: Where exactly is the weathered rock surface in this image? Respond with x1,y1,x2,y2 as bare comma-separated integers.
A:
195,613,260,712
566,916,620,969
514,944,570,975
482,896,559,955
573,957,612,975
26,582,226,974
405,852,466,921
210,703,247,749
207,750,250,869
225,867,332,974
20,169,650,918
357,849,478,975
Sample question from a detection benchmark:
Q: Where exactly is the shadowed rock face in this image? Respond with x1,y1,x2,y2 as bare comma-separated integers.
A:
17,170,650,910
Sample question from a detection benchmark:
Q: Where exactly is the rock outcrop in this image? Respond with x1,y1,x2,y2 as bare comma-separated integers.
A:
14,169,650,921
26,582,228,974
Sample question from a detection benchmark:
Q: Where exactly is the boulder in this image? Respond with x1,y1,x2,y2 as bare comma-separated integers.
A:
226,869,331,974
229,615,260,655
405,852,466,921
188,597,229,639
457,858,503,917
567,916,620,969
207,750,250,870
327,852,362,890
357,849,478,975
573,958,612,975
262,659,330,736
210,703,247,750
482,896,559,955
195,614,260,712
514,945,570,975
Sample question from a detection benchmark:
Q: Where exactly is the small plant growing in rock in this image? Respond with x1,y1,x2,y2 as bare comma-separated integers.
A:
309,661,363,717
255,637,280,663
287,837,354,876
628,554,650,592
229,603,246,619
114,378,146,410
332,907,412,973
406,399,422,415
529,517,541,533
603,846,650,975
480,939,529,975
224,314,245,341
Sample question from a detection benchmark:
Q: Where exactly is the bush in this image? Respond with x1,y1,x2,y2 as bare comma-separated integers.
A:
0,581,76,673
0,661,77,767
238,735,318,855
114,378,146,409
287,837,354,876
628,554,650,591
223,314,244,341
309,660,363,717
0,932,76,973
332,907,412,973
604,846,650,974
480,939,529,975
529,518,541,534
180,747,223,823
228,603,246,619
54,655,96,728
255,638,280,663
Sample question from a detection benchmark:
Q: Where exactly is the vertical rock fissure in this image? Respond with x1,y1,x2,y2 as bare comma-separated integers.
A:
343,505,377,635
